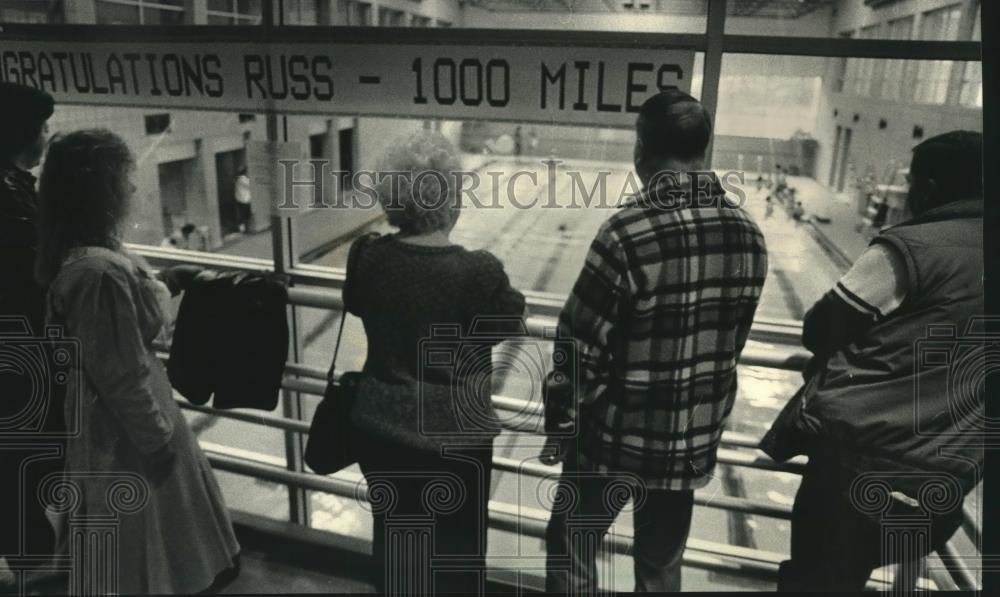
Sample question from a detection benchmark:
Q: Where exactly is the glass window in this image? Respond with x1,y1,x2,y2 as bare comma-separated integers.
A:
215,0,721,32
959,2,983,108
275,47,704,289
920,3,963,41
724,0,837,36
331,0,371,25
95,0,185,25
959,61,982,108
207,0,261,25
95,0,140,24
715,53,981,255
184,415,291,521
881,16,915,101
377,7,404,27
143,5,184,24
282,0,320,25
0,0,64,23
852,25,882,97
460,1,706,32
912,3,963,104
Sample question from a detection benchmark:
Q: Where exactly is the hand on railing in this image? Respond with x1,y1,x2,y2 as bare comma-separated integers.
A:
158,264,207,297
539,436,571,465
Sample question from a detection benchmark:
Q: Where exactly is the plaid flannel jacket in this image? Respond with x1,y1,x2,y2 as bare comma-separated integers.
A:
544,174,768,489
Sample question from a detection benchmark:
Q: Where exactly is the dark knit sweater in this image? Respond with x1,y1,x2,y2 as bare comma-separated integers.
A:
343,233,526,390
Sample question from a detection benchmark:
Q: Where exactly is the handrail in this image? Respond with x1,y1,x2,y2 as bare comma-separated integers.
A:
203,448,785,576
173,356,811,477
489,456,793,519
134,244,806,347
143,245,977,588
961,503,981,550
176,394,808,477
202,448,925,591
936,541,980,591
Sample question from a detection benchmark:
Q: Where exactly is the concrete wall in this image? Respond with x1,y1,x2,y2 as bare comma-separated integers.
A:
812,0,982,192
47,104,267,248
460,121,634,164
819,92,982,184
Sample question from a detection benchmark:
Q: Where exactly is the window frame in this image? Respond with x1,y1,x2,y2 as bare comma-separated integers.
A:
95,0,186,25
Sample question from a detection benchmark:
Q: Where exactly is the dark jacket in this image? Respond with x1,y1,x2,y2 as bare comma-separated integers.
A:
1,162,66,431
168,270,289,410
0,162,65,559
0,163,44,331
802,199,984,500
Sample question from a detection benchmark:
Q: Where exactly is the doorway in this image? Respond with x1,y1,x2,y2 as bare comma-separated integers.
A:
158,160,189,239
829,125,843,188
836,127,852,193
338,127,355,191
216,148,247,237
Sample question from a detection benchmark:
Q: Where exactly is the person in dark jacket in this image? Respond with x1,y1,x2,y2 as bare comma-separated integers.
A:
0,82,60,584
343,131,525,594
774,130,985,592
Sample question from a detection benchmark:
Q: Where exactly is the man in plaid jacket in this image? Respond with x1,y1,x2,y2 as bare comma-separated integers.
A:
541,90,768,593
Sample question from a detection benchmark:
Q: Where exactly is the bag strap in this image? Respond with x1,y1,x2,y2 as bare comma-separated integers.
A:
327,312,346,383
326,232,379,383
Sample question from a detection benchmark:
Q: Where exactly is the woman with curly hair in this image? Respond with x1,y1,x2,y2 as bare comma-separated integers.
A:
34,129,240,594
342,131,526,593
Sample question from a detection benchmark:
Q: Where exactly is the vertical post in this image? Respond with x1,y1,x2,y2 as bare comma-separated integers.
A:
946,0,979,106
262,0,310,527
701,0,727,170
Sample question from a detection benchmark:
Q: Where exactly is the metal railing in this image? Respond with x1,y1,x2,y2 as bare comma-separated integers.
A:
137,250,983,591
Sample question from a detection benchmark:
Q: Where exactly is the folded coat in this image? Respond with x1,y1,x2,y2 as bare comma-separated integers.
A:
168,270,289,410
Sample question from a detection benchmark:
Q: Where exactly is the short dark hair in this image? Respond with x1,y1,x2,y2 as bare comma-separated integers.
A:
636,90,712,162
0,82,54,160
910,130,983,199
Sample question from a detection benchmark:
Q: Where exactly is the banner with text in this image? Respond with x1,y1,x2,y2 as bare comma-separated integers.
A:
0,41,695,127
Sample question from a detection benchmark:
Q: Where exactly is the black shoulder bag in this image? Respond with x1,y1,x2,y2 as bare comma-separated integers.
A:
303,310,361,474
303,234,375,474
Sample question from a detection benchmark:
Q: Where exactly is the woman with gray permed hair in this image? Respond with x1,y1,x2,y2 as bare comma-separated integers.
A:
375,129,463,237
341,130,525,593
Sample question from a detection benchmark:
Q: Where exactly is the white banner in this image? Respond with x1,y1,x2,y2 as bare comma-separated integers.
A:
0,41,694,127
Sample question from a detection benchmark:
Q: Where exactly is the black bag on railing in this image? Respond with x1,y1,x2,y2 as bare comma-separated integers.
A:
759,370,823,462
304,310,359,475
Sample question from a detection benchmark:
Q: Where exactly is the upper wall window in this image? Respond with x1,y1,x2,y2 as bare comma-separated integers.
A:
0,0,64,23
95,0,185,25
207,0,262,25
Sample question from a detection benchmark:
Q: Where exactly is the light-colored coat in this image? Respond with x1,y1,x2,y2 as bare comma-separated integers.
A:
47,246,239,594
